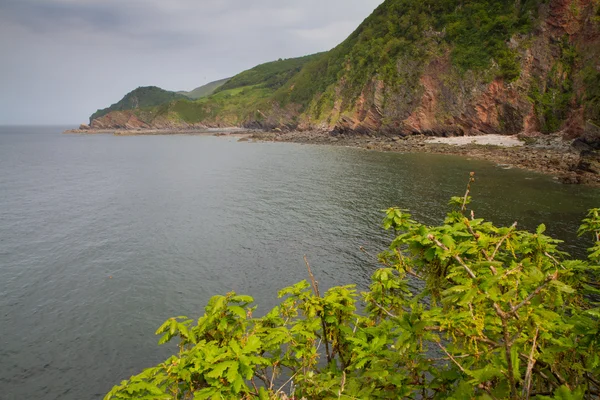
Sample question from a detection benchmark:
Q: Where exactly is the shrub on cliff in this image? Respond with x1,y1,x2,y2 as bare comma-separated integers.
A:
105,175,600,399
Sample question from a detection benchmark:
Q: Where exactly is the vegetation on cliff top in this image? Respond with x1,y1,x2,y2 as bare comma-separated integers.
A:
143,55,322,127
105,176,600,399
214,54,322,94
275,0,542,111
178,78,231,100
90,86,188,123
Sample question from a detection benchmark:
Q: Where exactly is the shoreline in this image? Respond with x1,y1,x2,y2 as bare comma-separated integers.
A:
63,128,600,186
63,127,256,136
253,131,600,187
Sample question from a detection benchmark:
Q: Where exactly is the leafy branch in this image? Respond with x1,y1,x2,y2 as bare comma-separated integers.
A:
105,176,600,400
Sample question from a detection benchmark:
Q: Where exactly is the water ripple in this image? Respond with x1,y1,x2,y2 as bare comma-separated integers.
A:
0,127,598,399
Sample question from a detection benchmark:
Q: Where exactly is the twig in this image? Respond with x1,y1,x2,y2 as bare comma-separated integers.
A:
338,371,346,399
493,303,517,400
533,344,570,389
464,218,496,266
437,342,467,374
523,327,539,400
427,352,484,362
372,300,399,319
544,251,565,269
511,271,557,315
304,255,331,364
587,372,600,387
250,378,259,396
503,263,523,278
275,370,300,396
254,371,270,387
491,222,518,261
428,234,477,279
304,255,321,297
269,363,278,390
519,355,557,389
478,385,500,400
464,218,481,240
461,172,475,212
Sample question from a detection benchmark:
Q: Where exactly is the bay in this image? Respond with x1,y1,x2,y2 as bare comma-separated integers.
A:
0,126,598,399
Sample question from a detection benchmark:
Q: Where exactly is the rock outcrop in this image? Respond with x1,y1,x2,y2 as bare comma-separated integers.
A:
304,0,600,139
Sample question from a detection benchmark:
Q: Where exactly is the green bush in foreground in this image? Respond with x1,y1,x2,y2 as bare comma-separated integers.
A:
106,175,600,399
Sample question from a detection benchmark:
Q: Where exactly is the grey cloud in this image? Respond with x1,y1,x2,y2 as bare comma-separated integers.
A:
0,0,123,33
0,0,383,124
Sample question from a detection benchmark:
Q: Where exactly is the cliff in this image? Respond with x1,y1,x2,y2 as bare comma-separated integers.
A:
89,0,600,144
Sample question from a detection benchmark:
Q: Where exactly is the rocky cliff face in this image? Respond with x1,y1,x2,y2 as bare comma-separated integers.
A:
90,0,600,144
300,0,600,139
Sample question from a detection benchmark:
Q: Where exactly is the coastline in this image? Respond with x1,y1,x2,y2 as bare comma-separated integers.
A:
254,131,600,187
63,127,255,136
63,127,600,186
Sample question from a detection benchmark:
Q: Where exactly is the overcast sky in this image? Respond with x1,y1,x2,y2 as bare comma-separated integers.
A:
0,0,384,125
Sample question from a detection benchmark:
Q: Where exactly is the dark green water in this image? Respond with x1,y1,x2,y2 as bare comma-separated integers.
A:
0,126,598,399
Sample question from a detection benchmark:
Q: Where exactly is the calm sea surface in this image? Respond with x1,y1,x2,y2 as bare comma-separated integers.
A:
1,126,598,399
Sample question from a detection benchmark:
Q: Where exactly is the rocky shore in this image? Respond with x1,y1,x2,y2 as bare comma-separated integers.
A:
251,130,600,186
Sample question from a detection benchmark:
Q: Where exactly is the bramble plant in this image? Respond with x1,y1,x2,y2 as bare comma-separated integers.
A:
105,174,600,400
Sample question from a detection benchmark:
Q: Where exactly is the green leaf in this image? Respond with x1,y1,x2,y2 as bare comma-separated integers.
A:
231,295,254,303
225,361,239,383
206,361,237,380
258,387,269,400
511,345,520,381
467,365,504,384
155,319,172,335
550,280,575,294
157,333,171,345
243,335,261,354
537,224,547,234
228,305,247,319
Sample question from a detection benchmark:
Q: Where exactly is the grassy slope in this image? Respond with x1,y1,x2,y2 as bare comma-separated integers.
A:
90,86,188,123
214,54,323,93
178,78,231,99
129,55,322,126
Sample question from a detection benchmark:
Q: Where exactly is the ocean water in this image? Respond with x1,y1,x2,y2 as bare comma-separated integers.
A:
0,126,598,399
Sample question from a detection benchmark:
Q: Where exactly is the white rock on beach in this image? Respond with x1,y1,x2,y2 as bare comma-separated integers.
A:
425,135,524,147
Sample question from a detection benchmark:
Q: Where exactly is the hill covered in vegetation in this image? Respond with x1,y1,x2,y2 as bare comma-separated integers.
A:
89,86,188,123
90,0,600,140
178,78,231,100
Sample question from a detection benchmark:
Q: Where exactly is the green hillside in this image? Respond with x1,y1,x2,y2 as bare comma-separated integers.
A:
90,0,600,137
90,86,187,123
90,54,323,128
276,0,540,110
214,54,323,93
178,78,231,99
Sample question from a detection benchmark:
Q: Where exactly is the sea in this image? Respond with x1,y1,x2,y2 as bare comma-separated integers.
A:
0,126,598,399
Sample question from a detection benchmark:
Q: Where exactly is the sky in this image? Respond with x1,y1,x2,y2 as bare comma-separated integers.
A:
0,0,384,125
